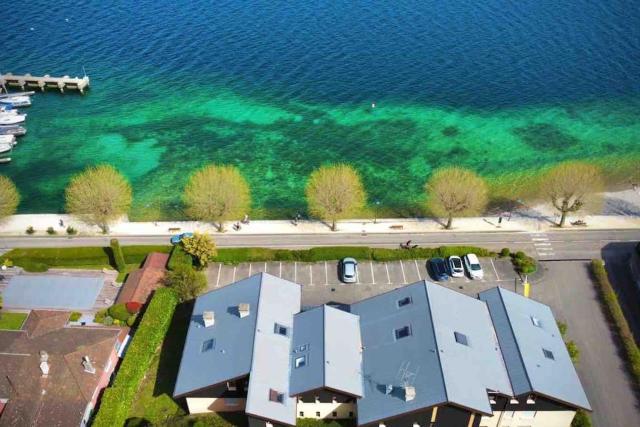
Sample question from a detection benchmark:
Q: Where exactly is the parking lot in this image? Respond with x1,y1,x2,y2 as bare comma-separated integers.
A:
206,257,522,304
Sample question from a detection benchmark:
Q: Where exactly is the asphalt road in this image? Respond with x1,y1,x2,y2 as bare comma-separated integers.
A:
1,229,638,260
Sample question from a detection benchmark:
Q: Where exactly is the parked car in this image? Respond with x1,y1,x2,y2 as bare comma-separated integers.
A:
170,232,194,245
428,257,450,281
339,257,358,283
448,256,465,278
464,253,484,280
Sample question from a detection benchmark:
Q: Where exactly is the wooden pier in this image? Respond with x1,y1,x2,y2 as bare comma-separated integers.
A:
0,73,90,94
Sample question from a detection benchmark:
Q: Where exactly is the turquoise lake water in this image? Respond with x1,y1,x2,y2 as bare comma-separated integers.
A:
1,0,639,218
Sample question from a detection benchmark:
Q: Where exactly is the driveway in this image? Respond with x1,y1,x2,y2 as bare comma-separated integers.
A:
206,257,521,305
532,261,640,427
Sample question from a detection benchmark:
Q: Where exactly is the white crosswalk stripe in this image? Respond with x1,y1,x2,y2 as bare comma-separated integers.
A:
531,233,555,257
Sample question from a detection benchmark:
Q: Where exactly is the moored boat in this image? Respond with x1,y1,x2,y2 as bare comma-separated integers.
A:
0,96,31,107
0,142,14,154
0,135,17,146
0,125,26,136
0,114,26,125
0,157,10,164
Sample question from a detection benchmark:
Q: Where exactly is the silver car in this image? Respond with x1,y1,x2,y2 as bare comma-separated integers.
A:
339,257,358,283
448,256,465,278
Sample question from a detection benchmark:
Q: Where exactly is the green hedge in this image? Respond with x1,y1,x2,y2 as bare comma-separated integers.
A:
0,245,172,272
167,245,194,271
591,259,640,386
111,239,126,272
212,245,495,265
571,409,592,427
92,288,179,427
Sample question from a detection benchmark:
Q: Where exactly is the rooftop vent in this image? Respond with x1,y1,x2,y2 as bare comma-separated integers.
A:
403,386,416,402
82,355,96,374
203,311,215,328
531,316,542,328
39,351,49,377
238,303,250,318
454,331,469,346
542,348,555,360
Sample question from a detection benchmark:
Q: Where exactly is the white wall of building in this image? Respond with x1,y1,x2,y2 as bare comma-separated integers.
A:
479,410,576,427
186,397,247,414
296,401,356,419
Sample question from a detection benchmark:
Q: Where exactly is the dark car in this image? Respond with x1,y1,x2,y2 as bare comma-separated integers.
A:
428,257,450,281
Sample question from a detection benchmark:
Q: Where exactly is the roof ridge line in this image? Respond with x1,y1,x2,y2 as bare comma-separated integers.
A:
496,287,533,393
423,281,449,403
247,273,265,377
321,305,327,387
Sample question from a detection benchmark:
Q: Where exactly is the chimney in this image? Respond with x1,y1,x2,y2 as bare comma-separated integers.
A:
82,355,96,374
238,303,250,318
384,384,393,395
39,351,49,377
404,386,416,402
203,311,215,327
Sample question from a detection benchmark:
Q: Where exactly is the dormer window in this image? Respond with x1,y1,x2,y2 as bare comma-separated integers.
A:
394,325,412,340
542,348,555,360
201,338,215,352
397,296,412,308
454,331,469,346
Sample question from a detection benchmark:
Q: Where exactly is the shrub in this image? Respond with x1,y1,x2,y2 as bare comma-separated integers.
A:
46,226,57,235
591,259,640,386
66,226,78,235
26,226,35,235
168,244,193,271
164,264,207,302
113,319,121,326
69,312,82,322
511,251,537,274
94,308,108,323
572,409,592,427
126,314,137,327
181,233,217,268
108,303,131,322
92,288,179,427
125,301,142,314
103,315,114,326
566,340,580,364
110,239,126,272
500,248,510,257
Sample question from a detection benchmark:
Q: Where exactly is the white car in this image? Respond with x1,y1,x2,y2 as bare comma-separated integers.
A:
464,253,484,280
448,256,465,278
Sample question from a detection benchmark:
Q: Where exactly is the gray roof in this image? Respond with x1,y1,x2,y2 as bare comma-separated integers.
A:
173,273,301,426
425,283,513,413
479,287,591,411
350,282,447,425
3,275,103,310
290,305,363,397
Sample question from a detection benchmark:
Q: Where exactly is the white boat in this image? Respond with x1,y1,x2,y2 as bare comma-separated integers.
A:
0,135,16,146
0,125,26,136
0,114,26,125
0,157,10,164
0,143,13,154
0,96,31,107
0,106,19,115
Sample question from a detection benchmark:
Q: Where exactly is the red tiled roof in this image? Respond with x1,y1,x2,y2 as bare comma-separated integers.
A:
23,310,70,338
115,253,168,305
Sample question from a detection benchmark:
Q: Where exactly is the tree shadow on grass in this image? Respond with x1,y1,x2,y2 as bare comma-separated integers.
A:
153,300,194,399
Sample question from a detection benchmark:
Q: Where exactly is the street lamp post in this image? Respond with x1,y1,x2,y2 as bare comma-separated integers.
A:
374,200,381,224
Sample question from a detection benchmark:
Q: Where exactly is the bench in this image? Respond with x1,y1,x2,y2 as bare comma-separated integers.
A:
168,227,181,233
389,224,404,230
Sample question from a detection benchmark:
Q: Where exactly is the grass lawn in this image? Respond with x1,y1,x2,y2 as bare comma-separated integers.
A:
0,312,28,330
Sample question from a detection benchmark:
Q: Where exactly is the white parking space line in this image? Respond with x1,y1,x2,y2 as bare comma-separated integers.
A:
216,264,222,288
489,258,500,281
294,262,297,283
248,263,252,276
279,262,282,278
414,260,421,279
400,261,407,284
264,262,267,273
324,262,328,285
385,263,391,284
309,265,313,285
370,262,375,284
232,266,236,282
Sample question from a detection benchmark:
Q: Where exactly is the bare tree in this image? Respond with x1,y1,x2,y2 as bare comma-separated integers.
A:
541,161,603,227
0,175,20,220
305,164,366,231
184,165,251,232
65,165,132,233
425,167,488,229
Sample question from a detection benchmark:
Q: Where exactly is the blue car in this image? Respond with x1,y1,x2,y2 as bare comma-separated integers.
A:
170,232,194,245
427,257,450,281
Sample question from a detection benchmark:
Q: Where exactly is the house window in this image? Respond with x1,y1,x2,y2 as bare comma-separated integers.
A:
332,412,337,417
274,323,289,336
201,338,215,352
454,331,469,346
226,381,237,391
542,348,555,360
531,316,542,327
349,412,354,418
397,296,412,308
316,412,321,417
295,355,307,368
268,389,284,403
299,411,304,417
395,325,412,340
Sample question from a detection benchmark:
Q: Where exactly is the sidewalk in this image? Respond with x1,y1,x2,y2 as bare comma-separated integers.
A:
0,212,638,236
